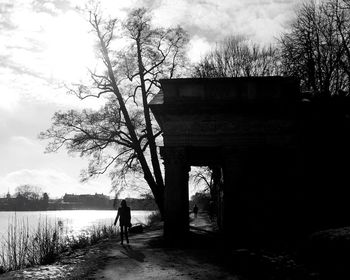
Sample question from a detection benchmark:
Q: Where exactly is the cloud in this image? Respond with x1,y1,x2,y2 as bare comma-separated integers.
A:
149,0,303,49
0,64,105,113
1,5,95,81
187,35,211,62
0,0,106,113
31,0,72,15
10,136,38,148
0,134,53,173
0,0,304,199
0,1,16,30
0,108,99,174
0,0,303,111
0,129,146,199
0,55,49,81
0,168,112,198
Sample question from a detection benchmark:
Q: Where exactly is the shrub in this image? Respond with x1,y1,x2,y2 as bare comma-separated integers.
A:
146,211,162,228
0,217,118,274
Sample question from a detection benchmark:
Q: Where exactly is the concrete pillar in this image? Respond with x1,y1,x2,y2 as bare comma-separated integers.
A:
222,147,242,245
163,147,190,241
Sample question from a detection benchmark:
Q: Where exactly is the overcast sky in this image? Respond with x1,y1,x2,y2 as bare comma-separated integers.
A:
0,0,302,198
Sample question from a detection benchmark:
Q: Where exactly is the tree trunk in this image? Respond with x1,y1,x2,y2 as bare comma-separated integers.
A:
136,38,165,190
95,24,165,217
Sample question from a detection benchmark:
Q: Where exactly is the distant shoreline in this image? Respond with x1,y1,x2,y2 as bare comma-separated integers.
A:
0,196,158,212
0,208,156,212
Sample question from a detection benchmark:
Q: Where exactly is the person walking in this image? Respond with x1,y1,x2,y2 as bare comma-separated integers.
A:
114,199,131,245
193,204,199,219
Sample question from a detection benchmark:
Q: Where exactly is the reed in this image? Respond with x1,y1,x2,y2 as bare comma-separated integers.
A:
145,211,162,228
0,215,32,272
0,216,118,274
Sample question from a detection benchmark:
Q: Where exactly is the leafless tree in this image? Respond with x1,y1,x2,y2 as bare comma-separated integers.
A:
193,35,281,78
190,167,213,193
189,166,222,206
15,185,42,200
332,0,350,91
280,0,349,96
40,7,189,217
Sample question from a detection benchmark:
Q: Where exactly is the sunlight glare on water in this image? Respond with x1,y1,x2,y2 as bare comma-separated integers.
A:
0,210,153,239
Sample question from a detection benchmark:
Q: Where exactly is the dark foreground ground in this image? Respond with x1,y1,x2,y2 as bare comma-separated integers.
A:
0,213,348,280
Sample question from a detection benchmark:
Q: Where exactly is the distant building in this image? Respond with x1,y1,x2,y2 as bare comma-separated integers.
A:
63,193,111,209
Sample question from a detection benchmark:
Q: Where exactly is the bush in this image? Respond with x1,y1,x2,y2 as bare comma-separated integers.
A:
0,216,118,274
146,211,162,228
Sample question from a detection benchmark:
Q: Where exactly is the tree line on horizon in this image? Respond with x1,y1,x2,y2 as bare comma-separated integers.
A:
0,185,49,211
0,184,159,211
39,0,350,217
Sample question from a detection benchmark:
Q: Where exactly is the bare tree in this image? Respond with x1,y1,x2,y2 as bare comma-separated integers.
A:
40,7,188,217
332,0,350,91
189,166,221,205
280,1,349,96
15,185,42,200
193,35,281,78
190,167,213,193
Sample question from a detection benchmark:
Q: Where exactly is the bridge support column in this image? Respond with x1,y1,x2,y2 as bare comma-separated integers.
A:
222,148,242,245
163,147,189,242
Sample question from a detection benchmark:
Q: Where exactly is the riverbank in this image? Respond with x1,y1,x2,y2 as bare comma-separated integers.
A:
0,228,240,280
0,213,335,280
0,213,239,280
0,232,116,279
0,210,154,274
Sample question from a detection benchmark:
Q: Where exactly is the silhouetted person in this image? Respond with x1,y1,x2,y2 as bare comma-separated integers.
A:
114,199,131,245
193,204,198,218
208,200,215,221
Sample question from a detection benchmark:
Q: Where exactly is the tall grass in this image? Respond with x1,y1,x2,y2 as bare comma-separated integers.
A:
145,211,162,228
0,216,118,274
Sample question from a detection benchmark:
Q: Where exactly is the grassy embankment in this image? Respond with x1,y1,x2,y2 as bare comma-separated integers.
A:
0,211,162,274
0,216,116,273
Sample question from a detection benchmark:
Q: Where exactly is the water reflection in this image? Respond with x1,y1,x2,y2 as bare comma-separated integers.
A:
0,210,153,239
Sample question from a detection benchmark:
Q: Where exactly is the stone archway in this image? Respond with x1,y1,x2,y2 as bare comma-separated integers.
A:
149,77,299,244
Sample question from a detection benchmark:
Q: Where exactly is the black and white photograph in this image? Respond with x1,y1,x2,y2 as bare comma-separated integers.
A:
1,0,350,279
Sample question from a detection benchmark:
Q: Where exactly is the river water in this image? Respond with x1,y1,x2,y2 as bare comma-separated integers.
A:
0,210,154,240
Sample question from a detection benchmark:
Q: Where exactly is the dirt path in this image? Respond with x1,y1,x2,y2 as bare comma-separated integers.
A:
90,229,238,280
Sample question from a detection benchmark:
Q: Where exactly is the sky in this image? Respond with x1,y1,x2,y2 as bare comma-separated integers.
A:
0,0,303,198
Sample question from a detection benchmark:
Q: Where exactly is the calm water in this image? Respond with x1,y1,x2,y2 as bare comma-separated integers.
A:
0,210,154,239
